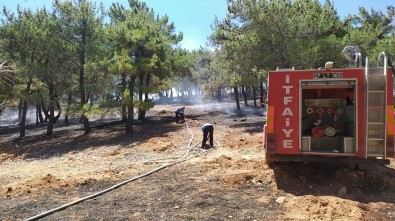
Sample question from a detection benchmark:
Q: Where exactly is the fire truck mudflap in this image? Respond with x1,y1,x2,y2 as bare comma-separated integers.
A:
263,53,394,165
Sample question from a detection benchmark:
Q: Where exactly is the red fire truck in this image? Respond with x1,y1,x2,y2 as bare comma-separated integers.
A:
263,48,394,165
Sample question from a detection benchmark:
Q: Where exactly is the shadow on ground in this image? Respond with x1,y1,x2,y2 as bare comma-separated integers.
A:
272,162,395,204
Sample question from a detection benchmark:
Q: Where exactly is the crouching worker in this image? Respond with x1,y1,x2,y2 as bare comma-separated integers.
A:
175,107,185,123
201,123,214,149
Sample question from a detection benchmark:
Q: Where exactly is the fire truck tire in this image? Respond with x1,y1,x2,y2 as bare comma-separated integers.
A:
265,152,272,164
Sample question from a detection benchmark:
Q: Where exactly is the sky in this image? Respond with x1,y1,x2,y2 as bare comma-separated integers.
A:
1,0,394,50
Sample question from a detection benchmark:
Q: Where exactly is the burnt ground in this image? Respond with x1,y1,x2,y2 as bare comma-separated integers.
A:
0,100,395,221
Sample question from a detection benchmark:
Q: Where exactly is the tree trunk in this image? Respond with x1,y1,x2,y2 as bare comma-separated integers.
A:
54,100,61,123
216,89,222,101
252,86,257,107
64,93,72,125
35,104,39,125
137,73,144,120
242,86,248,106
188,87,192,99
41,102,49,122
37,103,44,123
18,99,22,120
79,31,91,134
20,100,28,138
81,88,91,133
126,76,136,134
19,79,32,138
233,86,240,110
259,81,264,107
47,82,55,136
138,73,150,120
121,73,127,121
36,104,40,125
81,113,91,134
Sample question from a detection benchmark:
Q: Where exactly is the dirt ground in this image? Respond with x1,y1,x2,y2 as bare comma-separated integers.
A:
0,100,395,221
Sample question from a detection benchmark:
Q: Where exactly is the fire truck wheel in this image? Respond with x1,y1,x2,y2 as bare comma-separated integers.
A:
265,152,272,164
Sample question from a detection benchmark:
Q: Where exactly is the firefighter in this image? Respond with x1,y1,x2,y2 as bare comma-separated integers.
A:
201,123,214,149
175,107,185,123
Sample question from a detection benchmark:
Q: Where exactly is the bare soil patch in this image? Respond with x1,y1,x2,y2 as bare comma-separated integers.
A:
0,100,395,221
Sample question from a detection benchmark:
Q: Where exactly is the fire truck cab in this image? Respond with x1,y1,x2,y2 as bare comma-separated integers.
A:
263,49,395,165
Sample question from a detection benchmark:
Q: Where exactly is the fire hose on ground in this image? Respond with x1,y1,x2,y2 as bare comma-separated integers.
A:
24,118,210,221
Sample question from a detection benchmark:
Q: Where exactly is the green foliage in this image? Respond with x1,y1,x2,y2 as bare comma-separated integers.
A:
343,6,395,67
0,67,19,114
208,0,395,93
122,88,132,105
213,0,344,70
82,103,90,112
81,103,105,117
135,99,154,111
107,0,183,119
1,0,394,124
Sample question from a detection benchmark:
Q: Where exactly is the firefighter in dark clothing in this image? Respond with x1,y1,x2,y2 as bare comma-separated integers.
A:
175,107,185,123
201,123,214,149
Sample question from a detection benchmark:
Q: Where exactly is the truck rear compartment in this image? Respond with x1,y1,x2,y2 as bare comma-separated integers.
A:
301,81,356,154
